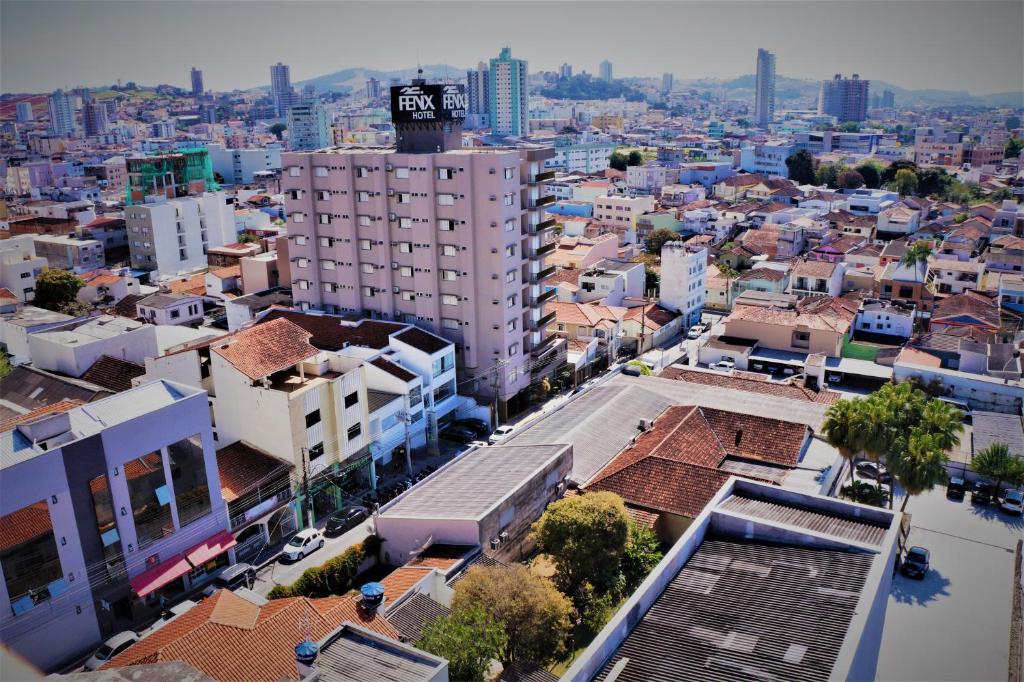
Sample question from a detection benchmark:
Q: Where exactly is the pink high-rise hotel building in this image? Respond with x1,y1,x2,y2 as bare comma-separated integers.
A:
281,80,559,416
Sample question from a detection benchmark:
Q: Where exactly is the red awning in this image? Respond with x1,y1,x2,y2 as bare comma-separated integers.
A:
130,554,191,598
185,530,237,568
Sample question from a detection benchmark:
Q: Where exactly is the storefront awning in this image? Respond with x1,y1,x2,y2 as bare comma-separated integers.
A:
185,530,237,568
130,554,191,598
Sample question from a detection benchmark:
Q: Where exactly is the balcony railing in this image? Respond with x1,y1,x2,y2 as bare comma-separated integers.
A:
532,195,556,208
531,170,556,183
536,310,557,328
535,218,558,233
534,241,557,257
229,487,292,531
532,288,558,306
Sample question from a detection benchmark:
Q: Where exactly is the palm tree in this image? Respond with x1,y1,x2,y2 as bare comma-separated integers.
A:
973,443,1014,496
899,242,933,284
822,399,864,481
889,432,949,512
920,399,964,453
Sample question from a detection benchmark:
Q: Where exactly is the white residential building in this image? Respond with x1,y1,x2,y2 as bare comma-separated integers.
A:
0,236,47,302
125,191,237,279
207,144,282,185
32,234,105,273
659,242,708,327
136,292,204,326
854,299,915,338
626,164,680,195
544,142,617,174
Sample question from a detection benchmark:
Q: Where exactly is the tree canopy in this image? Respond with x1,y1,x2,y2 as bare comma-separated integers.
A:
893,168,919,197
880,159,918,185
815,163,844,189
855,163,881,189
32,269,85,313
785,150,816,185
838,169,865,189
972,443,1024,495
1004,137,1024,160
418,606,508,682
608,151,628,171
452,565,573,665
540,74,645,102
644,227,683,255
626,150,644,166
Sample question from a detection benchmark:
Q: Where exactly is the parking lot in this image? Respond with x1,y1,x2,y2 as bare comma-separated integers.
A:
876,484,1023,682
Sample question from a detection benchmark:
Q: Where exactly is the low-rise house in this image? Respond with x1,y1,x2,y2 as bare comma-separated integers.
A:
731,266,791,300
0,235,47,303
223,286,292,331
0,381,230,671
724,296,857,357
577,259,645,306
548,301,626,359
929,291,1003,337
622,302,683,354
136,293,204,326
32,233,105,273
927,258,984,295
205,241,262,268
875,202,921,239
877,261,934,314
810,234,866,263
938,225,988,261
790,260,844,298
203,265,242,302
544,234,619,269
854,298,916,339
215,441,296,560
894,341,1023,414
997,273,1024,317
984,235,1024,274
239,251,280,294
712,173,767,201
25,315,157,377
845,243,882,269
824,210,876,240
77,270,142,309
375,442,572,564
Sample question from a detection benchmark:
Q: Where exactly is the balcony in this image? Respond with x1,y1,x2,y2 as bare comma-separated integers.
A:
532,288,558,306
532,195,556,208
531,170,556,183
530,265,557,284
534,218,558,233
536,309,557,328
534,241,557,257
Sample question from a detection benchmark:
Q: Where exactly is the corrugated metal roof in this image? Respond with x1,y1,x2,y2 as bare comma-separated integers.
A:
972,410,1024,457
317,627,444,682
719,493,888,547
387,592,450,643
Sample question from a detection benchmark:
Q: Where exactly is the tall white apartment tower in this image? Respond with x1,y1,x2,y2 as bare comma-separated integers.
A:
754,48,776,129
271,62,297,117
488,48,529,138
281,79,558,416
48,89,75,136
659,241,708,327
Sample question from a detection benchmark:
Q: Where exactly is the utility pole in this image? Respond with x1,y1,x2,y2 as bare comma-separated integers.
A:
397,411,413,476
490,357,508,427
299,446,312,529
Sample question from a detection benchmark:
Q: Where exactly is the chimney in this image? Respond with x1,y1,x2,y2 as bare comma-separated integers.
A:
294,638,319,680
359,582,385,613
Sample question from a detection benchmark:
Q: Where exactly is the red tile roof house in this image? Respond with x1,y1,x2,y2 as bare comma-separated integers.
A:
584,405,812,542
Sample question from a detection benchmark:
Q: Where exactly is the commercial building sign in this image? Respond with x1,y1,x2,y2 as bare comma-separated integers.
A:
391,84,467,123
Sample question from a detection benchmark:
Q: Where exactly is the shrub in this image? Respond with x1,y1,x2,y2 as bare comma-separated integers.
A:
266,584,292,600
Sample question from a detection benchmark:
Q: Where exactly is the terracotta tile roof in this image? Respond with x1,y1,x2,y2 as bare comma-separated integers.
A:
931,290,1001,329
209,265,242,280
623,302,679,330
258,310,405,351
726,296,855,334
0,287,17,303
792,260,837,278
211,318,318,381
111,294,146,319
585,404,806,517
167,274,207,296
80,270,124,287
380,567,433,603
548,301,626,327
216,442,292,503
547,267,582,286
0,399,82,433
0,500,53,553
80,355,146,393
657,366,839,404
718,173,766,188
406,544,474,575
105,589,399,681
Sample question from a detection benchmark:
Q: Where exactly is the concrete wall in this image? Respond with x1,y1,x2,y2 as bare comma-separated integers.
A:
28,324,158,377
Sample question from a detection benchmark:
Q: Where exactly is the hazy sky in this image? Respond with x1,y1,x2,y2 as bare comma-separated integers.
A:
2,1,1022,95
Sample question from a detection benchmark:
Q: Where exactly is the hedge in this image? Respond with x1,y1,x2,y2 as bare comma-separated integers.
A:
267,536,381,599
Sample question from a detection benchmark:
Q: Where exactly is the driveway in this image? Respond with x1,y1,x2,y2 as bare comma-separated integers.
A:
876,485,1023,681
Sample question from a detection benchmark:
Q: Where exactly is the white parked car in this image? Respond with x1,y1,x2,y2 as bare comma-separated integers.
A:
1001,489,1023,516
281,528,325,562
468,440,489,448
687,325,704,339
710,359,735,372
84,631,139,671
488,425,515,445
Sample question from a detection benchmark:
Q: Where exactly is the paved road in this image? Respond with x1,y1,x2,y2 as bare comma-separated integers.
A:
876,485,1023,682
252,519,374,597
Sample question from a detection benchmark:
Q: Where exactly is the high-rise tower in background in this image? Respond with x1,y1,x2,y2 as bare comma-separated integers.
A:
559,63,573,79
599,60,613,82
81,91,109,137
466,62,490,116
286,101,331,150
818,73,870,122
190,67,204,96
47,89,75,136
271,62,298,117
754,48,776,128
661,72,674,95
488,48,529,137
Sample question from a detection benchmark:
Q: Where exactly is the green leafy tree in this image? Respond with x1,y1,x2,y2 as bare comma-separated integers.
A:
269,122,287,140
893,168,919,197
533,491,630,595
815,163,844,189
838,121,862,132
1004,137,1024,160
838,169,865,189
881,159,918,185
0,351,10,380
644,227,683,255
855,163,881,189
608,151,628,171
32,269,85,313
626,150,644,166
823,398,864,478
575,581,615,638
620,521,663,593
917,168,953,198
785,150,817,184
900,242,932,279
418,606,508,682
626,360,652,376
452,565,572,665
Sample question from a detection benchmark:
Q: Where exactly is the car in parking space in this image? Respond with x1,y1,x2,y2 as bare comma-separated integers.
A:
971,481,996,505
946,476,966,500
325,507,368,537
281,528,324,562
709,359,735,372
454,418,489,438
83,631,139,671
468,440,489,448
488,424,515,445
687,325,703,339
1000,489,1024,515
621,363,643,377
900,546,930,580
855,460,892,484
440,424,477,444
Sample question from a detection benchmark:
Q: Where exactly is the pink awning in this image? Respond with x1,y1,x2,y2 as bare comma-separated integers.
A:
130,554,191,597
185,530,237,568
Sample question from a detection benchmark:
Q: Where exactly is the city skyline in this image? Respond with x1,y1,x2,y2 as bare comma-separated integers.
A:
2,1,1022,97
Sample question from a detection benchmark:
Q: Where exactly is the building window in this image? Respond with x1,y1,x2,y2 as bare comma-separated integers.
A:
437,194,455,206
295,235,307,246
505,270,516,283
506,294,517,308
347,423,362,440
356,167,370,178
504,167,515,179
289,166,302,177
397,193,411,204
503,193,514,206
344,392,359,408
395,167,409,179
441,244,457,257
399,217,413,229
401,290,416,301
398,242,413,254
357,191,370,202
504,244,516,257
438,168,454,180
442,318,460,330
438,219,455,231
167,435,211,528
361,263,374,274
358,215,372,227
508,342,519,356
505,219,516,232
0,502,63,613
358,239,372,251
507,319,516,332
400,266,413,277
320,260,336,270
315,190,330,201
314,167,328,177
442,294,459,306
126,451,174,551
296,257,309,268
317,213,331,225
291,212,305,223
441,269,458,281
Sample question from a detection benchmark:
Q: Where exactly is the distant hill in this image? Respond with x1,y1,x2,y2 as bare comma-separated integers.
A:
540,74,646,102
679,74,1023,108
286,64,465,95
